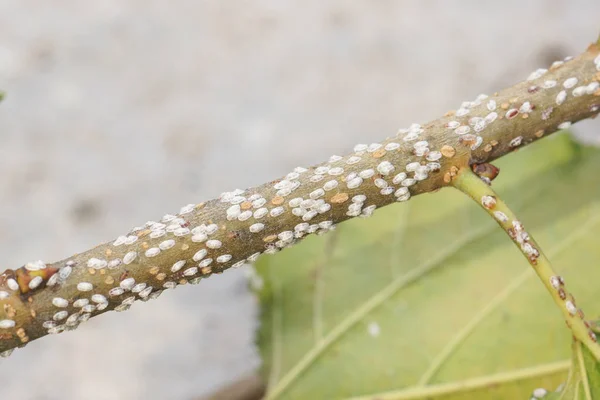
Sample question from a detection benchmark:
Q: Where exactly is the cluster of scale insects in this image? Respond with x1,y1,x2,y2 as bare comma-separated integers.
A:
0,53,598,362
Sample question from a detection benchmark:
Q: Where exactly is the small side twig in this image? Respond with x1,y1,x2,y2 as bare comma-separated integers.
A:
452,168,600,360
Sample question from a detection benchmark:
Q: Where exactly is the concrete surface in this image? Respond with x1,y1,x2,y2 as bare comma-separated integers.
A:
0,1,599,399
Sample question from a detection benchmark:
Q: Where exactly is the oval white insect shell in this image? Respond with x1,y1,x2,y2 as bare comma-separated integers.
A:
199,258,213,267
426,151,442,161
558,122,572,130
65,314,80,326
367,143,382,152
109,287,125,297
139,287,154,298
395,187,409,197
471,136,483,151
374,178,388,189
123,251,137,265
397,192,411,202
509,136,523,147
401,178,416,187
53,311,68,321
318,203,331,213
73,298,89,308
77,282,93,292
6,279,18,291
247,252,261,262
493,211,508,222
346,156,361,164
120,277,136,290
310,174,324,183
254,208,268,219
0,319,16,329
132,283,147,293
392,173,407,185
314,166,330,175
384,142,400,151
455,126,471,135
28,276,43,289
527,68,547,81
288,197,303,207
347,177,363,189
295,223,309,232
556,90,567,105
276,186,292,197
302,210,318,221
565,300,577,315
193,249,207,261
402,131,420,142
377,161,395,175
249,223,265,233
587,81,600,94
159,239,175,250
183,267,199,277
217,254,233,263
518,102,532,113
124,235,138,245
358,169,375,179
406,162,420,172
205,224,219,235
150,230,166,239
206,239,222,249
191,232,207,243
310,189,325,199
92,294,107,304
43,321,57,329
455,108,469,117
563,77,578,88
352,195,366,204
237,211,252,221
323,180,339,191
59,266,73,280
52,297,69,308
145,248,161,258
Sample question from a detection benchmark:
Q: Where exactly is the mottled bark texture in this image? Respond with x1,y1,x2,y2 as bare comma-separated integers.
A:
1,45,599,356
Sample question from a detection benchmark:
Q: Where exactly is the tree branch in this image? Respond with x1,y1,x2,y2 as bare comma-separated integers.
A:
1,45,599,356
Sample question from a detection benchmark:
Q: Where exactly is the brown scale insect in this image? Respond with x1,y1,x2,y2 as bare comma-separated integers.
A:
558,288,567,300
472,163,500,185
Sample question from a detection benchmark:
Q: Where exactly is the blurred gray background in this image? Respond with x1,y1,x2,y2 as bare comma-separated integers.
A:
0,1,599,399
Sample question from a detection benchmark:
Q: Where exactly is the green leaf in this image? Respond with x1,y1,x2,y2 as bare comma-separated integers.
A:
255,133,600,399
547,342,600,400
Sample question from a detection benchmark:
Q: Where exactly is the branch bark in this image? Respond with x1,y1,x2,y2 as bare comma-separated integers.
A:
1,44,600,356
